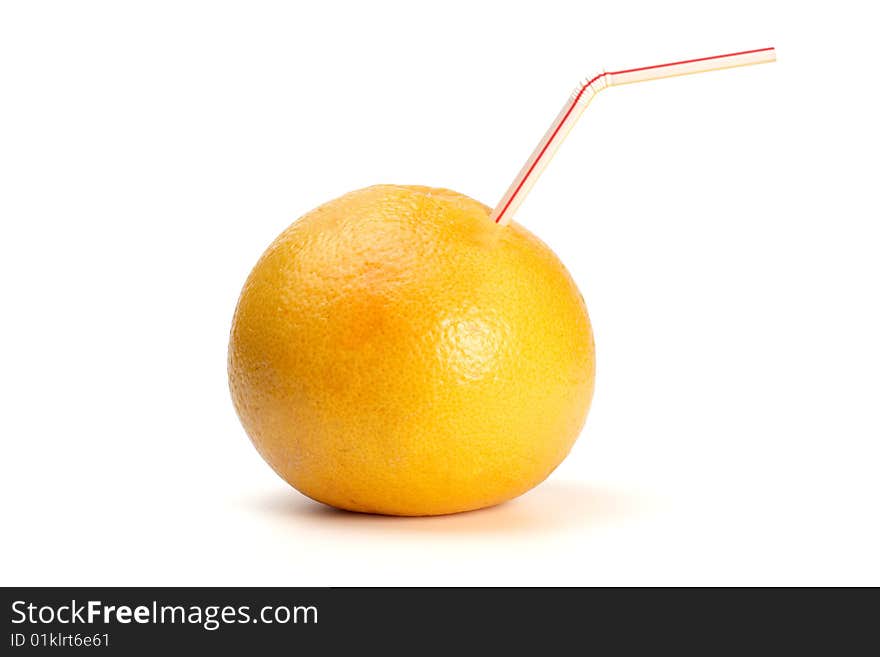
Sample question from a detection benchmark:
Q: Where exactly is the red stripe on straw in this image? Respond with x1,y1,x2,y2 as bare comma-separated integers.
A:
492,72,605,225
609,47,775,77
493,47,775,224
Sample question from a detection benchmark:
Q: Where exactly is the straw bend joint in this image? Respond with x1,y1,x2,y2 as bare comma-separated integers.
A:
574,71,610,103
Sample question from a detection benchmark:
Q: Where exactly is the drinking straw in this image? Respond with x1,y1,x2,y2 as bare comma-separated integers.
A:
490,47,776,226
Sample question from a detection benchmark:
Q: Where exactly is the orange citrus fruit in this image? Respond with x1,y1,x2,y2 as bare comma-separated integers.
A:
228,185,594,515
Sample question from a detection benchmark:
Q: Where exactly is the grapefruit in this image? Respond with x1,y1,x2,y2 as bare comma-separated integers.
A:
229,185,594,515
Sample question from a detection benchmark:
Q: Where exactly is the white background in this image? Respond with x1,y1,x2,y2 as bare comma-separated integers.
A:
1,1,878,586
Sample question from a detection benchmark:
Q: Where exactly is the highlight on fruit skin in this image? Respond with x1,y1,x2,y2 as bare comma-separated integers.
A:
228,185,595,516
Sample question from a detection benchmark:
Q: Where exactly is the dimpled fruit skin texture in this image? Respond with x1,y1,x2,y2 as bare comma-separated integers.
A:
228,185,595,516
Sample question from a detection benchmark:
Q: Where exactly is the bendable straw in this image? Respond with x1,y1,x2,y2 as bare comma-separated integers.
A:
490,47,776,226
